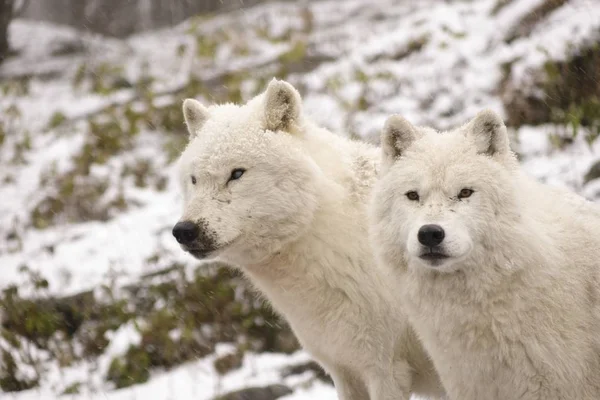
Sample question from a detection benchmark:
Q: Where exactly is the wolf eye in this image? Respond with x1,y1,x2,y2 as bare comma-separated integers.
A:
191,175,196,185
228,168,246,182
406,191,419,201
458,188,474,199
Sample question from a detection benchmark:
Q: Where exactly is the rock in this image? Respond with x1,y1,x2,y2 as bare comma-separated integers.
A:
281,360,333,385
584,160,600,184
213,384,293,400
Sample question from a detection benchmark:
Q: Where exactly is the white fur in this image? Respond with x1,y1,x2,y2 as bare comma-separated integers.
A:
369,110,600,400
175,79,446,400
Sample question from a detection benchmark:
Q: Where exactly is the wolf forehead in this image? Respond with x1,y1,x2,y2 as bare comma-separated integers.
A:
180,125,288,171
182,134,269,165
392,133,491,177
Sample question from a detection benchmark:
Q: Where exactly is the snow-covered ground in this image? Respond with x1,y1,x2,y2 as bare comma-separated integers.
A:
1,340,336,400
1,0,600,398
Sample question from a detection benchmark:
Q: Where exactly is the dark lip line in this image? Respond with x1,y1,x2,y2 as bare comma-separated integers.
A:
182,237,239,259
419,252,450,260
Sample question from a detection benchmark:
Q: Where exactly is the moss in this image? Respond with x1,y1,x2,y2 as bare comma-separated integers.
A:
73,63,87,88
214,351,244,375
357,93,370,111
11,130,31,164
148,101,189,135
325,76,344,93
155,175,168,191
354,69,369,84
0,270,132,392
61,382,81,395
196,35,219,59
555,98,600,146
48,111,67,129
30,173,126,229
1,282,96,347
31,104,146,229
278,41,307,64
502,41,600,144
107,346,151,389
86,117,137,164
221,72,245,104
0,350,39,392
1,262,299,392
71,62,131,95
441,26,466,39
103,263,298,389
91,63,131,95
0,122,5,148
5,103,21,121
404,35,430,56
0,78,29,96
122,158,155,188
103,261,297,389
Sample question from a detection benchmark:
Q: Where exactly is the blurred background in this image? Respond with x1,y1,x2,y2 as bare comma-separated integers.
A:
0,0,599,399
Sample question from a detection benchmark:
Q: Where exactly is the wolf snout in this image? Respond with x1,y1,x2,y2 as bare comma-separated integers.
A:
418,224,445,247
172,220,199,244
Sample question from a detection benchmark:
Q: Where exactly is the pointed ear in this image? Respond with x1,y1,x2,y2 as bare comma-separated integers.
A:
182,98,209,139
381,115,418,165
466,109,509,156
263,79,302,132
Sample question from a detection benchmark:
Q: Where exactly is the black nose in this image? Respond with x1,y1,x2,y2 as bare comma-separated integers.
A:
172,221,199,244
418,224,445,247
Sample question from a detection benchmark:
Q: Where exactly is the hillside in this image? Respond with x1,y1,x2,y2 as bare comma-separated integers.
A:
1,0,599,399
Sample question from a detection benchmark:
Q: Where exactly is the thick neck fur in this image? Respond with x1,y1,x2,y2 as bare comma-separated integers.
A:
241,123,394,326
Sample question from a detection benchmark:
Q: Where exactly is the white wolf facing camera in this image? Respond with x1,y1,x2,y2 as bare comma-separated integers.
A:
369,109,600,400
172,79,445,400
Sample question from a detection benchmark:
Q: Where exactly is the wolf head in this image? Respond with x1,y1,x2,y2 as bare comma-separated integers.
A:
173,79,322,266
370,110,520,273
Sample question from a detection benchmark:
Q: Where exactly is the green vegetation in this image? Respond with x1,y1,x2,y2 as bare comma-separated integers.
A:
0,263,298,391
30,105,142,229
502,42,600,146
48,111,67,129
196,34,219,59
278,41,307,64
73,62,132,95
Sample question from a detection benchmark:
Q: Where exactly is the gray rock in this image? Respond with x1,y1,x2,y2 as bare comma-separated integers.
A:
213,384,293,400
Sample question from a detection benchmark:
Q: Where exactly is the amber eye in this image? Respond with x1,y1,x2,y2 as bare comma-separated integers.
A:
406,191,419,201
191,175,196,185
458,188,474,199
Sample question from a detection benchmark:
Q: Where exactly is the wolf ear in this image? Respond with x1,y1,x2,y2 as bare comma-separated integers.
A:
183,98,209,139
263,79,302,132
467,109,509,156
381,115,418,166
